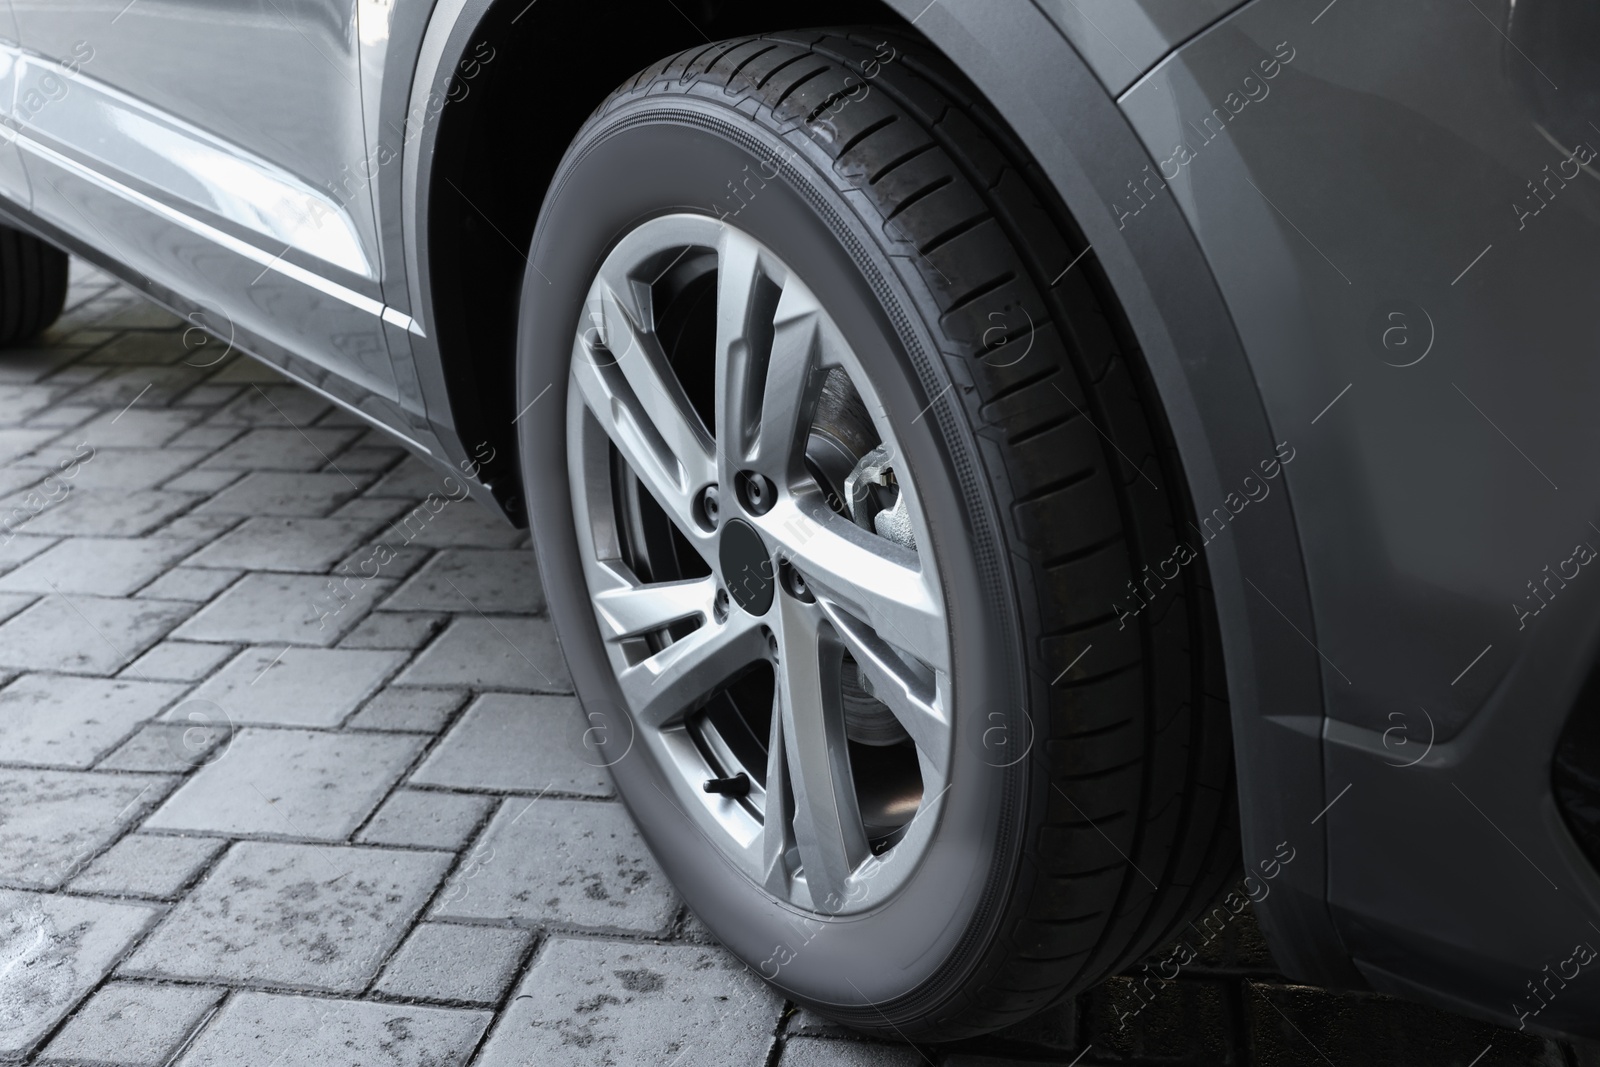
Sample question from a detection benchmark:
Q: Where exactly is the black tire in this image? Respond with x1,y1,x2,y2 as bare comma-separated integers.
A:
0,225,67,347
516,27,1238,1040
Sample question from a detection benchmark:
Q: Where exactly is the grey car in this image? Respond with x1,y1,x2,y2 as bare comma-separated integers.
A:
0,0,1595,1043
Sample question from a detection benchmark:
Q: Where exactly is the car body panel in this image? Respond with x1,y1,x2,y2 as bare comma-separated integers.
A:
0,1,29,210
1031,0,1249,96
1117,0,1600,1033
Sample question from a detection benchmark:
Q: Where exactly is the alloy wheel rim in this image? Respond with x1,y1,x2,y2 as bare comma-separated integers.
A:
566,213,952,916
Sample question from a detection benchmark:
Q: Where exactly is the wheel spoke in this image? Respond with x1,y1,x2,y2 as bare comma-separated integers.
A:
817,598,950,778
775,593,869,912
760,703,795,896
713,227,764,484
756,285,827,477
571,277,716,548
713,230,825,486
759,497,948,675
596,278,717,481
590,563,713,640
617,609,768,729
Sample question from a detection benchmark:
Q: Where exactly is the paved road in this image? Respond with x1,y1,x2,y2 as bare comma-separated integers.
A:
0,262,1583,1066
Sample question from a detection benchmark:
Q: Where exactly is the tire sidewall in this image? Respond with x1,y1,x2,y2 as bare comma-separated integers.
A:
515,91,1032,1020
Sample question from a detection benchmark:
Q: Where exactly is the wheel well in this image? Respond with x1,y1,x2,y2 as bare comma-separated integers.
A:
427,0,907,524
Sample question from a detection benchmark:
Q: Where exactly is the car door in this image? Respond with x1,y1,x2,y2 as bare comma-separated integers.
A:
5,0,404,425
0,0,30,210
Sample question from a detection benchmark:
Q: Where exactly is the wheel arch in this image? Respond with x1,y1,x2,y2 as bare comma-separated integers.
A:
400,0,905,523
399,0,1351,989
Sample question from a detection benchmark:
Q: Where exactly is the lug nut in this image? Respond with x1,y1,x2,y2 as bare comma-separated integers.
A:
778,557,813,602
713,587,730,623
766,630,779,660
698,484,721,529
736,471,776,515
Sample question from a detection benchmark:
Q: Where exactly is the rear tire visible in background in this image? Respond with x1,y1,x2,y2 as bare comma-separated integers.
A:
516,27,1239,1040
0,225,68,347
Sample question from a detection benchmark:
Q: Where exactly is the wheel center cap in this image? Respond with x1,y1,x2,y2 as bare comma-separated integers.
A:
718,518,774,616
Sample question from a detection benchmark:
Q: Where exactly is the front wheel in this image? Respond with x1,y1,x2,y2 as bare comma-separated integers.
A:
516,28,1238,1040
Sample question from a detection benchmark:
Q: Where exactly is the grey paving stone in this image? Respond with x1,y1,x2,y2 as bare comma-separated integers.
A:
314,405,370,428
81,330,192,365
0,591,38,625
373,923,532,1005
23,403,99,429
779,1037,926,1066
338,610,444,651
173,384,245,408
172,991,490,1067
410,694,610,797
331,541,432,584
72,408,200,448
363,457,458,499
0,426,63,464
206,354,291,384
0,533,57,573
0,491,66,540
357,790,493,851
395,617,571,692
21,489,198,537
53,447,208,491
40,352,111,379
162,468,243,494
329,495,413,523
135,566,241,602
166,424,246,451
82,299,186,333
0,536,197,595
68,259,112,285
383,549,544,615
0,674,187,768
123,842,452,992
38,981,221,1067
124,640,239,682
98,721,229,773
0,345,85,384
208,384,332,427
144,728,425,839
0,594,189,675
191,471,365,517
0,892,160,1060
0,384,68,422
69,834,228,899
0,769,174,888
335,445,406,472
388,497,525,549
475,939,779,1067
169,572,397,647
0,464,51,497
432,798,676,933
179,646,407,727
782,1008,856,1040
675,907,721,945
185,516,373,572
346,688,467,733
61,364,204,407
199,428,358,472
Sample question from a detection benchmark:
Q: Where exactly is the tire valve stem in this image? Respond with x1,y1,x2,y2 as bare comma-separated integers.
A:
702,773,751,798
